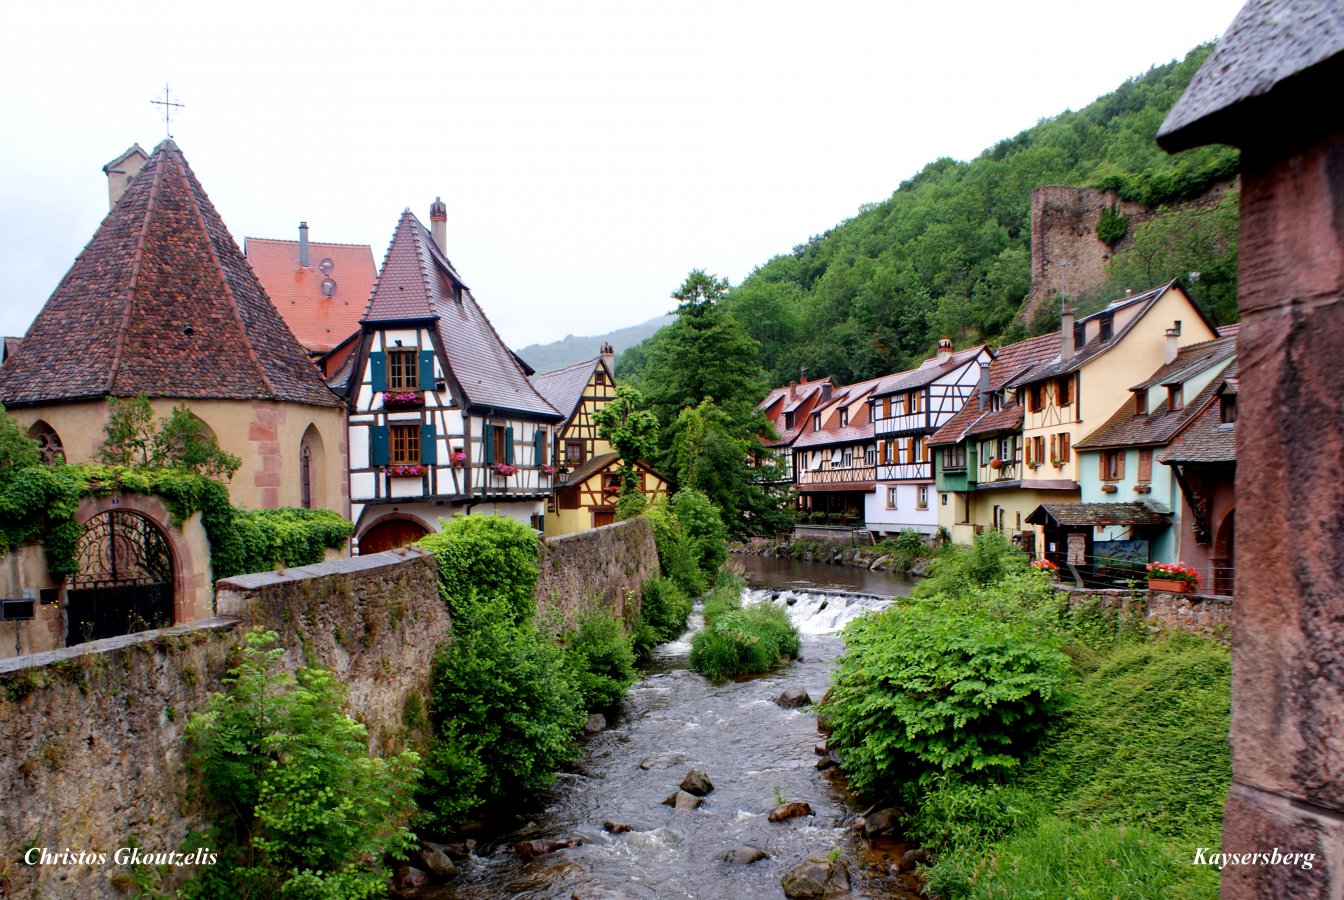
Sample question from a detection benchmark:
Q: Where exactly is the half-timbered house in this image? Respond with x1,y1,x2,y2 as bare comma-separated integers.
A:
340,205,563,553
758,376,835,484
533,345,667,536
867,340,989,537
791,378,882,527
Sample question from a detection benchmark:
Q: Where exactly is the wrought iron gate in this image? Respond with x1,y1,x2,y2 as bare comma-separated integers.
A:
65,511,174,645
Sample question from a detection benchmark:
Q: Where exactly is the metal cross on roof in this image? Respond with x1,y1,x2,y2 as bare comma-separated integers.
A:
151,84,184,138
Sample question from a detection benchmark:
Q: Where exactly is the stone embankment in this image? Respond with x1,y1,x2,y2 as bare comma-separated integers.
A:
734,538,931,577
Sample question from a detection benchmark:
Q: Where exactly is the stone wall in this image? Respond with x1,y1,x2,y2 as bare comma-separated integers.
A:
536,518,659,630
1057,584,1232,639
0,551,445,899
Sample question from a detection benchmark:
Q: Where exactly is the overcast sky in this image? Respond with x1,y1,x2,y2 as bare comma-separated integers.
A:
0,0,1242,352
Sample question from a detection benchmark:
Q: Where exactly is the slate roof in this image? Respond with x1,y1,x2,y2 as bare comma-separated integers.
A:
1158,0,1344,152
791,377,883,450
1026,502,1172,527
362,211,560,420
1130,334,1236,390
533,356,606,424
872,345,986,396
1006,282,1184,388
246,237,377,353
561,450,619,486
1077,341,1236,450
927,332,1060,447
1158,368,1239,465
0,140,342,409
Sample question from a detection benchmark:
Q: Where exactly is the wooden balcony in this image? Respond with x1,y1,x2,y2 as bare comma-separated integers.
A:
877,462,932,481
976,459,1021,484
797,464,877,486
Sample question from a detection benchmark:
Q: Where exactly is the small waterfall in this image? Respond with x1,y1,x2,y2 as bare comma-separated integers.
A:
744,586,895,635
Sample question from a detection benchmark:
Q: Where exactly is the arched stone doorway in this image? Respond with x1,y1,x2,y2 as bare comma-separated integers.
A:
359,516,430,555
65,510,175,645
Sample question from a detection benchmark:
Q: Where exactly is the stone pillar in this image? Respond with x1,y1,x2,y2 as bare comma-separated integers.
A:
1220,129,1344,898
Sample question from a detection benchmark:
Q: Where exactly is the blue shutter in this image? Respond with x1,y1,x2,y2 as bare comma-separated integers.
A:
420,423,437,465
484,424,495,464
369,352,387,392
418,350,436,391
505,427,515,464
533,429,544,465
370,425,389,466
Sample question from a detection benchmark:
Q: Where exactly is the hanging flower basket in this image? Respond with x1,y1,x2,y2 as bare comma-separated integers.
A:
1146,561,1202,593
382,390,423,408
449,451,466,468
386,464,425,478
989,457,1003,470
1133,483,1152,494
1100,483,1119,493
542,464,558,476
493,463,517,477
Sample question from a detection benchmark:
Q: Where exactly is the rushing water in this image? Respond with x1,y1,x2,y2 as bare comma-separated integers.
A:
423,558,916,899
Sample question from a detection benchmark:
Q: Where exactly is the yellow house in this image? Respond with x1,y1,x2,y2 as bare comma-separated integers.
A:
0,140,348,515
1006,281,1218,560
533,347,667,536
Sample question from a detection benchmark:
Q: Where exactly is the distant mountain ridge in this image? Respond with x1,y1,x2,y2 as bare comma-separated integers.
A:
520,315,674,374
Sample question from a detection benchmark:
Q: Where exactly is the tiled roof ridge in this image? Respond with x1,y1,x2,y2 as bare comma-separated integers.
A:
245,236,374,250
536,356,601,378
104,146,165,396
171,149,279,399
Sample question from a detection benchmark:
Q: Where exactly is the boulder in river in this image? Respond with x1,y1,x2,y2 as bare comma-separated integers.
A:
584,713,607,734
417,846,460,879
717,845,769,864
514,838,583,857
680,768,714,796
662,789,703,810
776,687,812,709
901,847,936,870
603,820,640,834
391,865,430,896
815,750,841,771
862,808,899,839
781,859,850,897
638,751,688,770
768,801,815,822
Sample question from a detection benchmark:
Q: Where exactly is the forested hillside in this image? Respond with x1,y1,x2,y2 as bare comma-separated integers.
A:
518,315,673,374
621,44,1238,388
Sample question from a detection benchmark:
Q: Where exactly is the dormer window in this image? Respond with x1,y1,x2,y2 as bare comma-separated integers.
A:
839,407,849,428
1167,385,1183,410
812,412,821,432
1134,391,1148,415
1220,393,1237,424
1074,322,1086,348
784,411,795,430
1099,315,1114,342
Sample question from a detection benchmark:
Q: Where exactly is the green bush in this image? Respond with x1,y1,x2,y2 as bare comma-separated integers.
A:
638,576,692,643
671,489,728,579
563,603,637,710
641,502,706,596
418,597,585,830
905,774,1043,851
914,529,1028,600
415,515,540,623
229,507,354,573
184,630,419,899
690,597,801,683
824,603,1068,799
0,404,39,480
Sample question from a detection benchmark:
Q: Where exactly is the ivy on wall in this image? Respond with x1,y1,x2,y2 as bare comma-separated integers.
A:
0,464,352,581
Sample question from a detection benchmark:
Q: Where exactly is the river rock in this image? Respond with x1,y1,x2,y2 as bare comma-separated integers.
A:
680,768,714,795
862,808,898,838
776,687,812,708
662,789,702,810
584,713,607,734
638,751,688,770
417,846,460,879
869,554,891,571
786,596,798,606
814,740,829,755
781,859,848,898
515,838,583,857
391,865,430,895
768,801,815,822
717,845,769,864
815,751,841,771
603,820,640,834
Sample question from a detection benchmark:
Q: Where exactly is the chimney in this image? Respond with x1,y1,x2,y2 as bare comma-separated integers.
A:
430,197,447,253
298,222,310,267
102,144,148,210
1165,321,1182,364
1060,305,1075,362
937,337,953,362
1125,288,1134,298
977,360,992,410
788,379,798,400
600,341,615,376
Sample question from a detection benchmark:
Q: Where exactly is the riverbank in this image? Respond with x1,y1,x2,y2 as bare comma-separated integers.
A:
733,537,934,578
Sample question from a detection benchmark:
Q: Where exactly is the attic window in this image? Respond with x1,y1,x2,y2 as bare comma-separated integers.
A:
1134,392,1148,415
784,411,795,430
1167,385,1183,410
839,407,849,428
388,350,418,391
1099,315,1114,342
594,370,607,386
1220,393,1237,424
812,412,821,432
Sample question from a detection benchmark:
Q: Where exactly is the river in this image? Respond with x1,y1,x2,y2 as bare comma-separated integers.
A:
422,557,917,899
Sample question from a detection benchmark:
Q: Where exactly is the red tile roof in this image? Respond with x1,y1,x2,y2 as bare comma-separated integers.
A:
927,332,1059,446
792,377,883,450
0,140,342,409
362,211,559,419
245,237,376,353
759,378,834,448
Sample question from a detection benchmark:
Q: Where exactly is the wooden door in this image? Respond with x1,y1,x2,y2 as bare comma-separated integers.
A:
360,518,429,555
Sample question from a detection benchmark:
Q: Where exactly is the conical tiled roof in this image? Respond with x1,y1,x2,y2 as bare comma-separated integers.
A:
363,211,560,419
0,140,342,408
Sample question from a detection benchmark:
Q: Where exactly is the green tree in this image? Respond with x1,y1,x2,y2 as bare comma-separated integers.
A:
98,396,241,479
184,630,419,899
593,385,659,504
0,405,40,482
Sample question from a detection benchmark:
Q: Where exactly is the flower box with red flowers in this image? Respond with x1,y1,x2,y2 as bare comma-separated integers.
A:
542,465,558,476
1100,483,1119,493
493,463,517,477
382,391,423,408
1030,558,1059,575
449,451,466,468
1146,561,1202,593
386,464,425,478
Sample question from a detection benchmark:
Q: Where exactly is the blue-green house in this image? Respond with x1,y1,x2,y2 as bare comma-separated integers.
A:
1073,331,1236,565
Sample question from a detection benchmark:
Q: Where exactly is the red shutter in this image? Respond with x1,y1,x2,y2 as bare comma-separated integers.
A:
1138,449,1153,481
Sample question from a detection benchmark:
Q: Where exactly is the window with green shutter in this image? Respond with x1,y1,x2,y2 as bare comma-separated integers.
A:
504,426,515,465
370,425,389,466
418,350,436,391
420,423,437,465
369,352,387,392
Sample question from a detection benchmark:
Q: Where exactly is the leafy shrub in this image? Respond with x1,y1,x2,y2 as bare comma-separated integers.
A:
641,502,706,596
563,603,637,710
671,489,728,579
690,592,801,683
905,774,1043,851
418,597,585,829
0,404,39,480
229,508,354,573
184,630,419,899
638,576,692,643
415,515,540,623
1095,202,1129,246
824,604,1068,799
98,396,242,479
914,529,1028,601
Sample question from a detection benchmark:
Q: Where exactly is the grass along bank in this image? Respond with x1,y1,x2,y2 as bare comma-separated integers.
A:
823,532,1230,898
